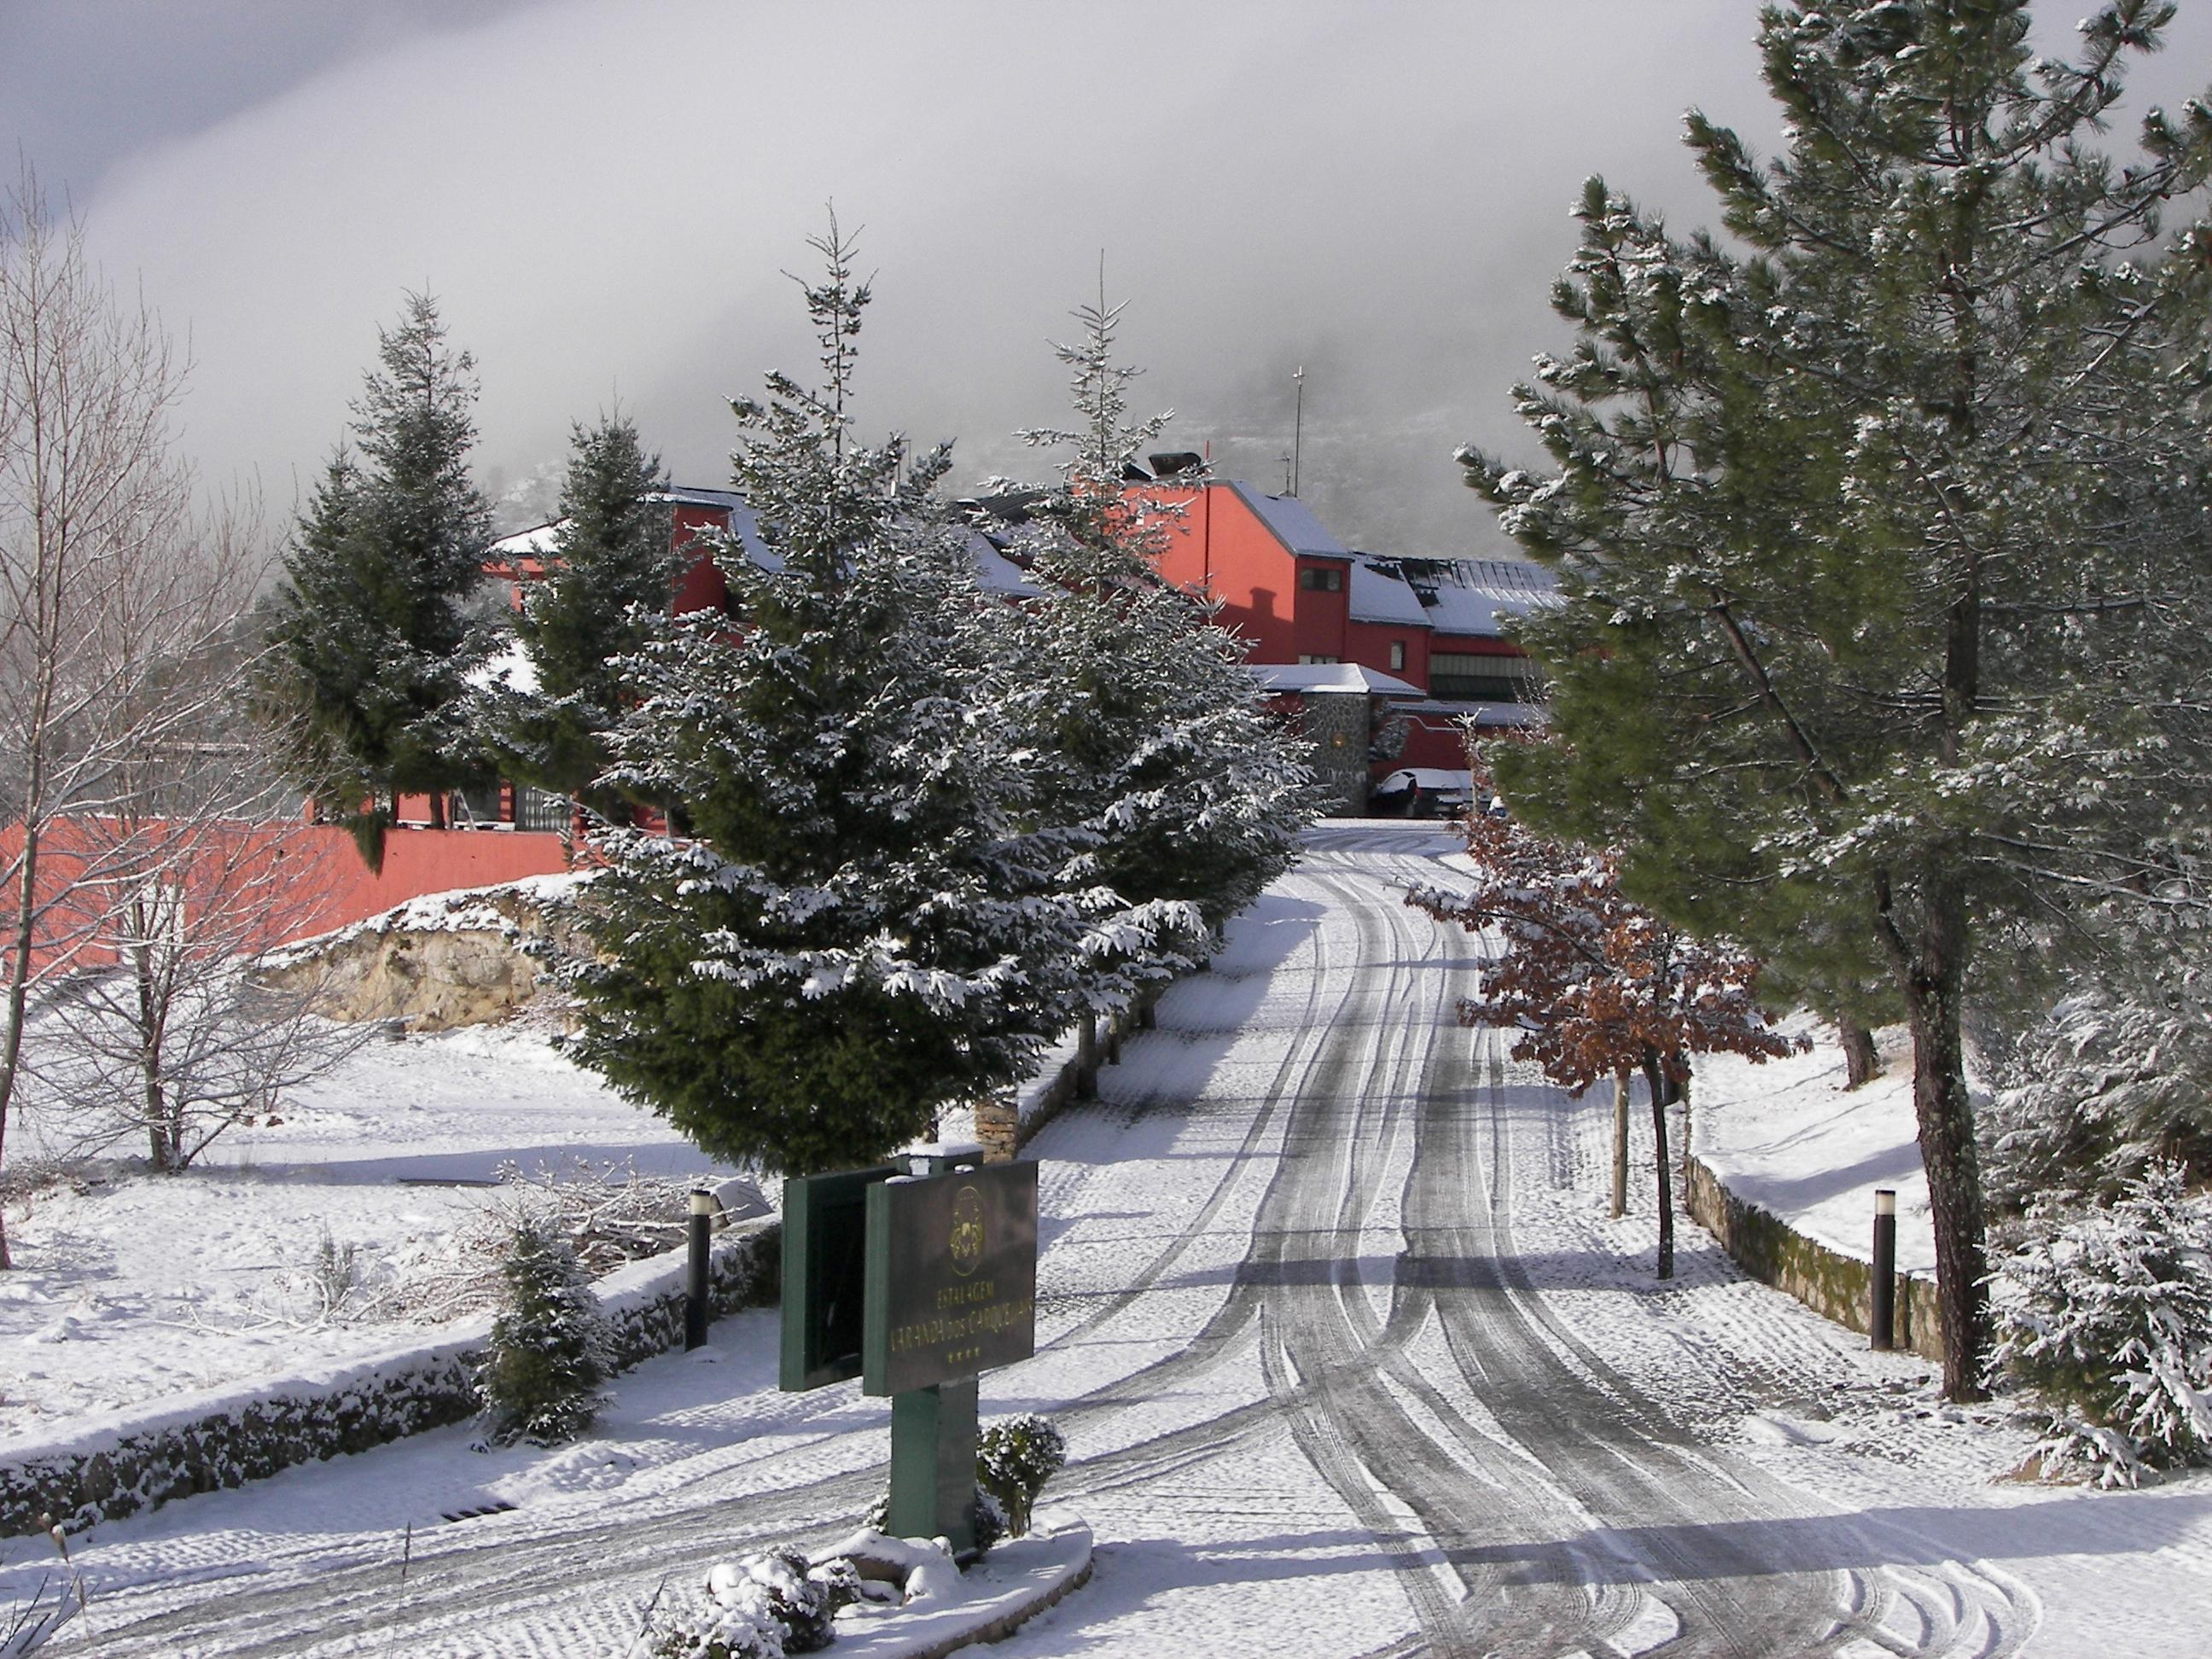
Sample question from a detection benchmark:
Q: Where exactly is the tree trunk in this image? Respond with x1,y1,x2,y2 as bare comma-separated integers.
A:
1901,921,1989,1400
1840,1017,1880,1089
428,789,447,830
1610,1068,1630,1219
0,820,44,1269
1644,1053,1674,1280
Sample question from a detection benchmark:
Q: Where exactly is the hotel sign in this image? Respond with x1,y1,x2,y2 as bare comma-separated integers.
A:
862,1161,1038,1396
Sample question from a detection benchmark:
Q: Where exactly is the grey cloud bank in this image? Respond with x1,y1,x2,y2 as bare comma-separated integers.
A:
10,0,2212,555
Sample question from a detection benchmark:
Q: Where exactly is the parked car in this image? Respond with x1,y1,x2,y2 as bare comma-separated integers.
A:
1369,768,1475,819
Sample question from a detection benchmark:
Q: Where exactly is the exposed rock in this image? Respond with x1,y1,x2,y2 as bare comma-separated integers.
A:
254,877,594,1033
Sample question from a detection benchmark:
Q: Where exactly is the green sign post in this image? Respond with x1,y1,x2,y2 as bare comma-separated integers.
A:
781,1150,1039,1555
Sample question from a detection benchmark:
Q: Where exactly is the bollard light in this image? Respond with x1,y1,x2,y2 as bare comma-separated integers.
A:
1871,1188,1897,1352
684,1188,716,1351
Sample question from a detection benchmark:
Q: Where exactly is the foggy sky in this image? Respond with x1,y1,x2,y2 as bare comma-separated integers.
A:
9,1,2211,556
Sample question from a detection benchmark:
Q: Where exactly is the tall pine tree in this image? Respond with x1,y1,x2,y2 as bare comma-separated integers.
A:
1001,284,1316,1002
264,292,492,864
567,224,1099,1175
1464,1,2212,1397
489,413,674,816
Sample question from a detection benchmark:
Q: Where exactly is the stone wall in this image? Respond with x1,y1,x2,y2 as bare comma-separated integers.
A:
1683,1155,1942,1363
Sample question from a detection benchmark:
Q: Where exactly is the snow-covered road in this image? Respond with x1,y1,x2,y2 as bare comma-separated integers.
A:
20,825,2212,1655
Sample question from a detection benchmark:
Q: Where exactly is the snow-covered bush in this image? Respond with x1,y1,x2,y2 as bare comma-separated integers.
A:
474,1215,612,1447
707,1548,841,1653
628,1545,866,1659
626,1597,783,1659
1989,1163,2212,1486
976,1413,1067,1537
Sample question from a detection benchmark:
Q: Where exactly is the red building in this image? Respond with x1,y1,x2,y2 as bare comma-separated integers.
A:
1129,466,1552,800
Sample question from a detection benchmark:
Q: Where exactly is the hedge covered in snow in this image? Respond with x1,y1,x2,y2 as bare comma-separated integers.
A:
0,1217,777,1539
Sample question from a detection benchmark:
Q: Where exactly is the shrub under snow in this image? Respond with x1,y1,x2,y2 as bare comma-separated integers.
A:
977,1413,1067,1537
629,1545,865,1658
474,1215,613,1447
1990,1162,2212,1486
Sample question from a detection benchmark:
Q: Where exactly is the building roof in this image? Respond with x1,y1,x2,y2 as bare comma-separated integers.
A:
1250,662,1423,696
1348,557,1431,628
1380,556,1556,640
1229,482,1355,562
487,487,1052,596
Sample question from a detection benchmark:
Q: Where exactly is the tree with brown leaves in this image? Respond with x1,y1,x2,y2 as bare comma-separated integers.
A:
1408,757,1800,1278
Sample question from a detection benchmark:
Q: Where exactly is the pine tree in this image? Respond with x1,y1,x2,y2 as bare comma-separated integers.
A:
1002,285,1315,989
491,413,674,814
567,224,1097,1176
264,292,493,864
476,1214,612,1447
1463,1,2212,1397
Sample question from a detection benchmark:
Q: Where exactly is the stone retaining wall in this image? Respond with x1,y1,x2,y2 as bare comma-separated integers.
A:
1683,1155,1941,1362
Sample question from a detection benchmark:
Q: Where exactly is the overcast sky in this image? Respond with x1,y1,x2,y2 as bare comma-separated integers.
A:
8,1,2210,556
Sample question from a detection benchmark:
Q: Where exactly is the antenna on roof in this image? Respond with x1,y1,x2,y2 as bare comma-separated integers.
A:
1290,365,1306,497
1280,452,1294,493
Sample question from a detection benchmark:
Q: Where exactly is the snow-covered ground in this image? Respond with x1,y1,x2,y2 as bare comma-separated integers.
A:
1693,1015,1938,1274
3,824,2209,1655
0,1007,731,1441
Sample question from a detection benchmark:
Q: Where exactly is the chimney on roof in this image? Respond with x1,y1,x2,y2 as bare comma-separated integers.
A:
1148,451,1206,478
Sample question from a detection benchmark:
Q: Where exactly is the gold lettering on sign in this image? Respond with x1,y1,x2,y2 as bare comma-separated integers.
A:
886,1298,1037,1357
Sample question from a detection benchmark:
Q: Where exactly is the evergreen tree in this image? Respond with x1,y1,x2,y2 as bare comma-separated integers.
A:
490,413,674,814
1462,1,2212,1397
567,224,1098,1175
1002,286,1315,996
264,292,493,864
475,1214,612,1447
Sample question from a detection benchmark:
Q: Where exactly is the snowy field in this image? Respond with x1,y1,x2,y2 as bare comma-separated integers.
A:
2,824,2208,1655
0,1005,736,1441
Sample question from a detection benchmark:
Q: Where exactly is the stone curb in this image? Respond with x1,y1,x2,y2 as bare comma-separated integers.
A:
1684,1153,1943,1362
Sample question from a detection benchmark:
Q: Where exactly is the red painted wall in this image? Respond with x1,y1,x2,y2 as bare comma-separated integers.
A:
1145,484,1297,663
2,819,574,975
670,504,736,614
1346,620,1429,690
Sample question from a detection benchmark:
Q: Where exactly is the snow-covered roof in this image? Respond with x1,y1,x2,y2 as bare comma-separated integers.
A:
1230,483,1354,562
1250,662,1422,696
1387,556,1557,640
1376,768,1473,795
963,529,1045,597
1348,558,1431,628
488,521,562,561
466,637,538,696
486,489,1053,594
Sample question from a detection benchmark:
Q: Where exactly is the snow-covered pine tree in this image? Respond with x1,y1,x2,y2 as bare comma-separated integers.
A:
1991,1161,2212,1485
1983,893,2212,1212
476,1213,612,1447
1462,1,2212,1398
263,292,493,864
488,413,675,816
1000,284,1314,998
566,224,1098,1176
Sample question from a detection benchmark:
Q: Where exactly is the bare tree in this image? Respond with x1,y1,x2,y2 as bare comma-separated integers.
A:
26,758,368,1173
0,176,280,1259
